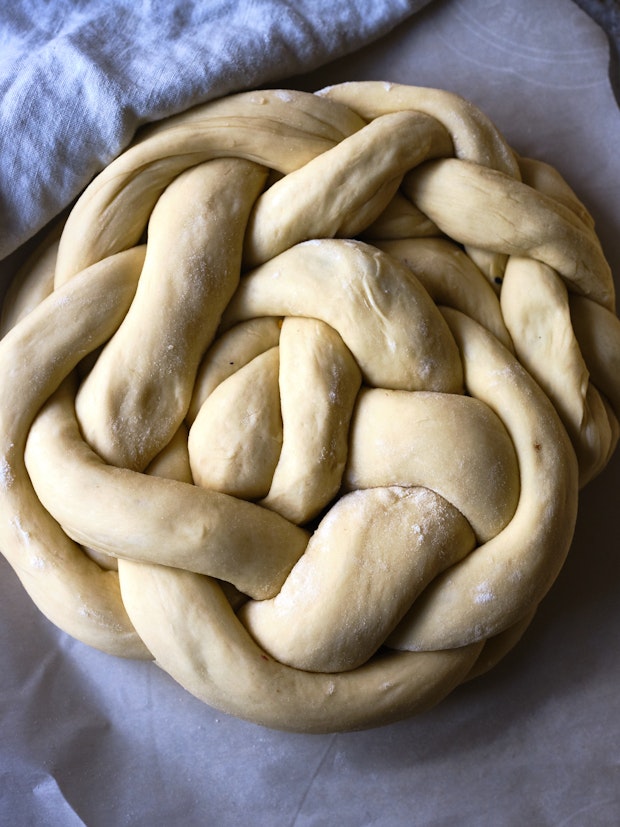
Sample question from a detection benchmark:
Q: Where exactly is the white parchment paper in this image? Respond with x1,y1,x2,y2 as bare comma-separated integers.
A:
1,0,619,824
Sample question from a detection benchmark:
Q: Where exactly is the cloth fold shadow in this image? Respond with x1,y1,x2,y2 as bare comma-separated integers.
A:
572,0,619,107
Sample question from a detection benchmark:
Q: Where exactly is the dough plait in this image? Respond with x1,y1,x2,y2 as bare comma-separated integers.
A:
1,82,619,732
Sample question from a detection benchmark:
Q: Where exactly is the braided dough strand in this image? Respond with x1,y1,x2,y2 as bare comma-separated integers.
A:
406,158,613,308
54,89,367,284
25,378,309,600
118,559,484,734
385,309,579,650
0,248,149,657
222,238,464,393
74,158,267,471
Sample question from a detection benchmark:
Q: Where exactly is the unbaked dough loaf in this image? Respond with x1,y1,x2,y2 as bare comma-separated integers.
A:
1,82,619,732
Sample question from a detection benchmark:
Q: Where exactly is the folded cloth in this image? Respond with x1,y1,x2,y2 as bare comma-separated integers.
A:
572,0,620,108
0,0,432,261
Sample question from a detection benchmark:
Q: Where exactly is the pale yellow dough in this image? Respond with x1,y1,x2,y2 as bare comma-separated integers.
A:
1,81,618,732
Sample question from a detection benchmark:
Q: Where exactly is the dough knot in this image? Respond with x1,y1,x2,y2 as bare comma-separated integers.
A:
1,82,618,732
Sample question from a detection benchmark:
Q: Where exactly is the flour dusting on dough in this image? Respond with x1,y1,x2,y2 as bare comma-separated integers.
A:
0,456,14,490
474,581,495,604
10,515,30,547
274,90,295,103
77,604,127,633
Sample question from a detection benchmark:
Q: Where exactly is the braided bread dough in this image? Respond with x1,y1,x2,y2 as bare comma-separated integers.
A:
1,82,619,732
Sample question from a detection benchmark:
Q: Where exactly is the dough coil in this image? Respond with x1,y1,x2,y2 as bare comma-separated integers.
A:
1,82,618,732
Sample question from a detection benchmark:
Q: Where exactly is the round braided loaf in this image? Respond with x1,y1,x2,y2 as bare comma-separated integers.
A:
1,82,619,732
